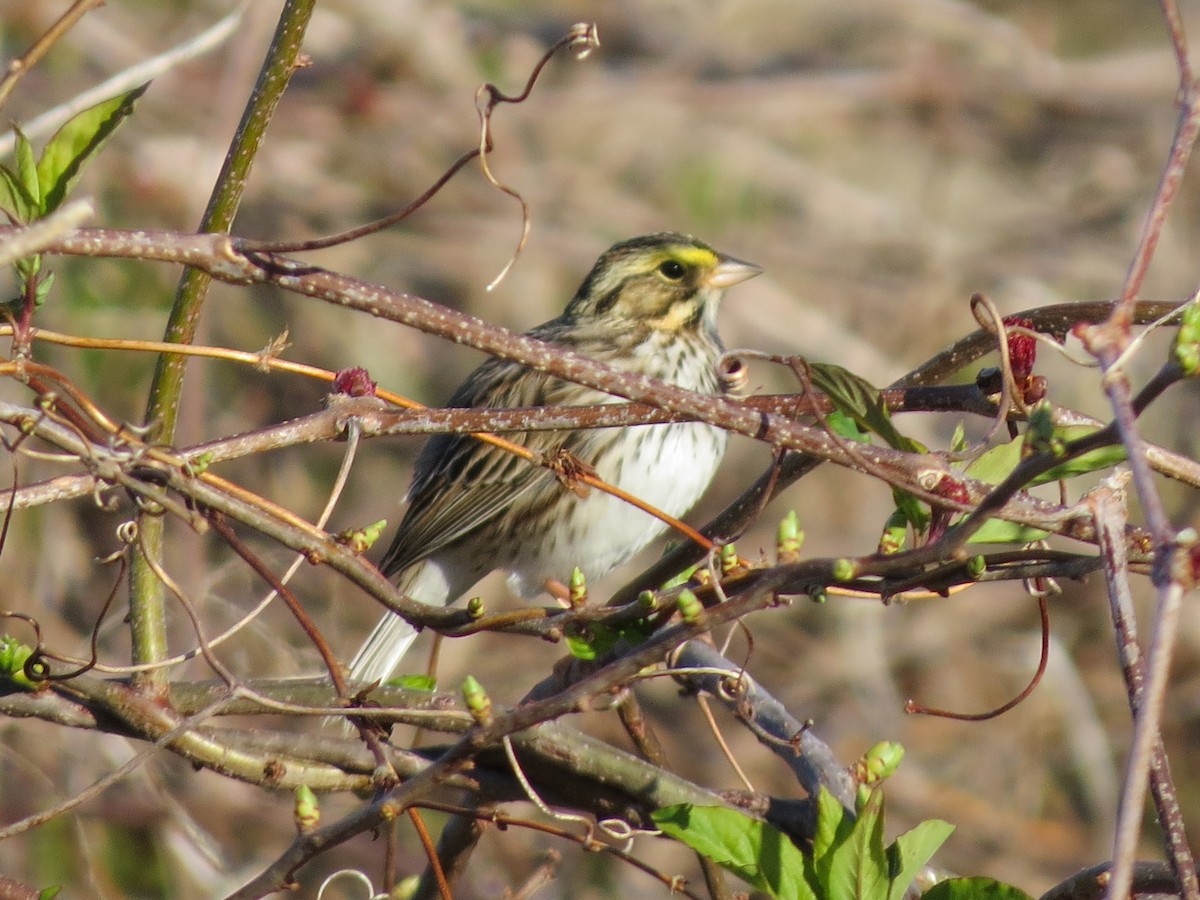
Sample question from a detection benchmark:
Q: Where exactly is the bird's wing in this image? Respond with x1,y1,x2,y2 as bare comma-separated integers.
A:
379,436,555,576
378,347,590,577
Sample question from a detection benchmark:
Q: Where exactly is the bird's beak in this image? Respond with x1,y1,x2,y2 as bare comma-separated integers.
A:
706,255,763,289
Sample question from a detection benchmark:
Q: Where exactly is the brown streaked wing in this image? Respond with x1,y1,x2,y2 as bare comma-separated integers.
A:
378,346,581,577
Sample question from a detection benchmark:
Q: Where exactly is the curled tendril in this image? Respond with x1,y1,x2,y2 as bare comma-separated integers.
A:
32,551,126,682
237,23,600,271
477,23,600,291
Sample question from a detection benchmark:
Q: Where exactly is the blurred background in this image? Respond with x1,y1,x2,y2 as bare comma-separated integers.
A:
1,0,1200,897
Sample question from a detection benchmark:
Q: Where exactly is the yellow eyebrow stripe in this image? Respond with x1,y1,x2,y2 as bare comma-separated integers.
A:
654,246,719,269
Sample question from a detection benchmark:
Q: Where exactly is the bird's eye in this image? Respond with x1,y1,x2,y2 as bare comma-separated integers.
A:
658,259,687,280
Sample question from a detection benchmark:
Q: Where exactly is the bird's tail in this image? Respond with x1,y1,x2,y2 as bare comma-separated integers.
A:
346,558,455,690
333,566,429,733
347,611,420,691
334,559,457,732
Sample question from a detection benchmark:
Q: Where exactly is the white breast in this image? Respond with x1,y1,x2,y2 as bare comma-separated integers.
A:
506,419,726,597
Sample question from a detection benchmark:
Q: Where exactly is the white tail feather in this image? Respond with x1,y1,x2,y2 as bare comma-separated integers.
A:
335,560,456,732
346,557,458,689
347,612,420,689
333,617,419,733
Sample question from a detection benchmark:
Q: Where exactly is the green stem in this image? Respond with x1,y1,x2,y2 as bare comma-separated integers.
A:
129,0,316,691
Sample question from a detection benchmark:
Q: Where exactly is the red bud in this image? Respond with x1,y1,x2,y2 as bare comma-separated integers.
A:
331,367,377,397
1003,316,1037,382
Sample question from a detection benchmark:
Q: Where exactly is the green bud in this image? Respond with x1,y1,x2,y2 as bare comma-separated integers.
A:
569,566,587,607
677,588,703,625
1175,302,1200,375
461,675,492,725
808,586,827,604
336,519,388,555
777,511,803,563
467,596,485,619
1025,401,1063,457
877,509,908,555
184,450,215,475
855,741,905,786
718,543,739,576
358,519,387,549
294,785,319,833
831,558,857,582
637,590,658,610
966,555,986,579
0,636,40,689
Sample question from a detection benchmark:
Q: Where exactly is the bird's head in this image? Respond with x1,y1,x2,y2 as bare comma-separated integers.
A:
566,232,761,333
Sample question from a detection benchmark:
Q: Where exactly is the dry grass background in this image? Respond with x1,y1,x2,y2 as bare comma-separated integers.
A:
2,0,1200,897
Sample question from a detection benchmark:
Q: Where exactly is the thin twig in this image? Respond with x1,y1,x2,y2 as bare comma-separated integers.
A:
406,807,453,900
1110,0,1200,323
205,509,348,695
0,0,106,111
0,5,245,152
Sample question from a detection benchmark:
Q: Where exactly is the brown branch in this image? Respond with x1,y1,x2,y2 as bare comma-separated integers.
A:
4,228,1160,538
225,575,789,897
1090,483,1198,899
0,0,105,111
0,388,1154,672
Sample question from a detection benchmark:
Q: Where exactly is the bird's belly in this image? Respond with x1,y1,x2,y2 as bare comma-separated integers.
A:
506,421,726,596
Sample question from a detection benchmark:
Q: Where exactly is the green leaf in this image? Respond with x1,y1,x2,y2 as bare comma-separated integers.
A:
382,673,436,691
965,519,1049,545
38,887,63,900
966,427,1124,490
812,786,855,888
32,269,54,307
962,438,1023,486
892,488,930,532
811,364,929,535
827,409,872,443
653,804,814,900
886,819,954,900
661,562,700,590
949,421,967,453
1030,426,1125,484
959,426,1122,545
810,363,923,453
565,631,600,660
36,83,149,214
14,127,40,209
15,252,42,283
1033,445,1126,484
826,788,889,900
0,163,37,222
566,620,651,660
921,876,1034,900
